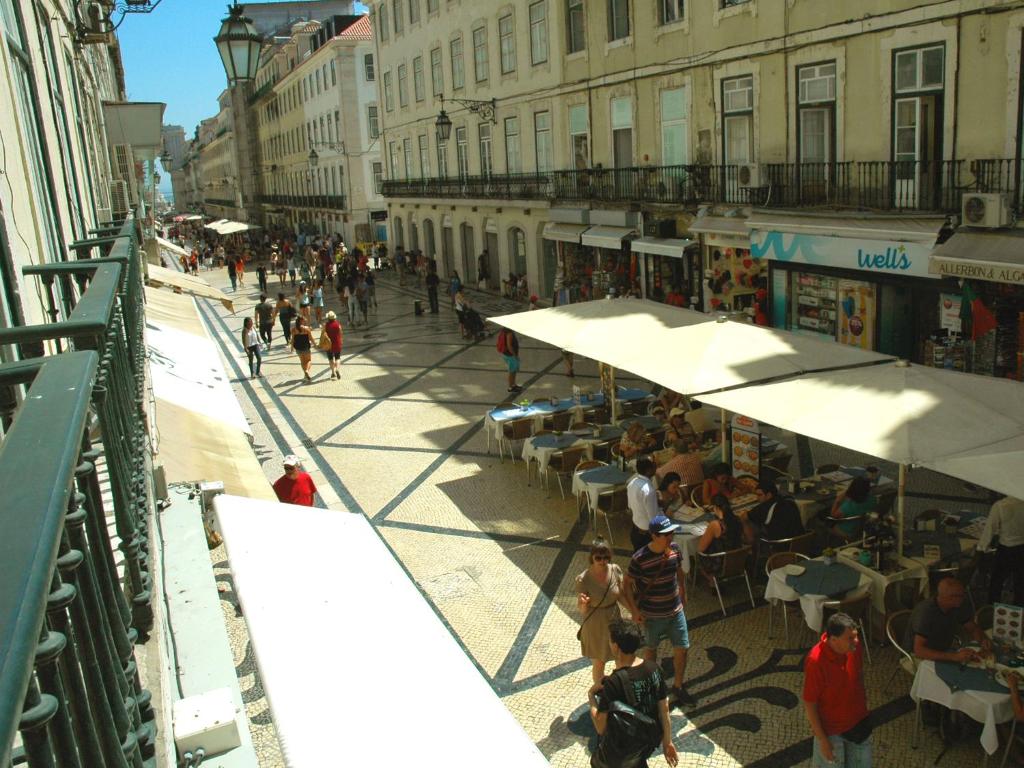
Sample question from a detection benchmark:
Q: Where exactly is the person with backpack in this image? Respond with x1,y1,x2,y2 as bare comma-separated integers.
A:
496,327,520,393
589,619,678,768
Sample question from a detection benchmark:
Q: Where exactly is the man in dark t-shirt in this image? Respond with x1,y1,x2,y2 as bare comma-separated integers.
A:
589,619,677,768
745,479,804,543
905,577,990,660
425,269,440,313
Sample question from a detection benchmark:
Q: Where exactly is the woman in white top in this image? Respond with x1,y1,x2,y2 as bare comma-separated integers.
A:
242,317,262,378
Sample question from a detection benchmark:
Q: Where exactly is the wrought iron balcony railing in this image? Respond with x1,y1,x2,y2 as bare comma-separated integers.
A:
0,217,156,768
381,159,1022,213
256,193,347,210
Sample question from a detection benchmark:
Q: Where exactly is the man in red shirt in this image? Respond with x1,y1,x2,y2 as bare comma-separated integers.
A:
272,455,318,506
803,612,872,767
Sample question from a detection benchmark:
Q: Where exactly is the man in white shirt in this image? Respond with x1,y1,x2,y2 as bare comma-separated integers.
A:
627,457,660,553
979,496,1024,605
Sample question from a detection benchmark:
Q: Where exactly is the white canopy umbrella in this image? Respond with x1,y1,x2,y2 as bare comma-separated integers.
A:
205,219,229,232
700,360,1024,551
920,434,1024,501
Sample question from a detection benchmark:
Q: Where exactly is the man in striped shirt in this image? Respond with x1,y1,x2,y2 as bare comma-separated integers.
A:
622,515,696,708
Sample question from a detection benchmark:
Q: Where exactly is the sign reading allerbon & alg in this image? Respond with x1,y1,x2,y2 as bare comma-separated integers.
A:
929,257,1024,286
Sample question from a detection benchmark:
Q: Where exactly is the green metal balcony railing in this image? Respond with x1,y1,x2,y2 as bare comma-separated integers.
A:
0,216,156,768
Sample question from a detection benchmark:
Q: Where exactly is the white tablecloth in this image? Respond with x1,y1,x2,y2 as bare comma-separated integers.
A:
521,436,586,476
572,468,628,512
764,565,872,633
910,660,1014,755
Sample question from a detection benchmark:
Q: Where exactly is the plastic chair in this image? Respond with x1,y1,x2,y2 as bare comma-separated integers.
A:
544,410,574,432
591,439,613,463
826,514,866,546
822,589,873,662
765,551,810,644
883,578,921,634
585,405,610,425
789,531,816,556
499,417,535,463
698,546,754,618
689,485,704,509
885,610,918,688
594,485,629,545
547,446,587,499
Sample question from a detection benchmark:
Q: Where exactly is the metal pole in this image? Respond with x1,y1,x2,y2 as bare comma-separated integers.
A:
720,408,728,456
897,463,907,557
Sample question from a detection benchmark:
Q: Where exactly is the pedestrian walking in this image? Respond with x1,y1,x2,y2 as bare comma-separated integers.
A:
425,268,440,313
495,327,520,393
272,455,318,506
575,538,627,692
296,281,311,325
275,252,287,285
234,255,245,286
622,515,697,709
449,270,462,310
344,280,358,326
979,495,1024,606
803,612,872,767
355,274,369,324
255,293,275,347
274,292,296,343
312,279,325,327
588,619,678,768
241,317,262,378
396,248,407,285
256,262,268,293
226,255,238,292
290,314,315,382
288,253,299,287
322,310,344,380
365,269,377,308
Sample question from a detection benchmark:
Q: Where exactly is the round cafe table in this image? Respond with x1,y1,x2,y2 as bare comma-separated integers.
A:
764,559,870,633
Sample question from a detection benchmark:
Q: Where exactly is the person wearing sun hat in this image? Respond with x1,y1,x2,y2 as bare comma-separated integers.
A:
622,514,697,708
272,455,318,506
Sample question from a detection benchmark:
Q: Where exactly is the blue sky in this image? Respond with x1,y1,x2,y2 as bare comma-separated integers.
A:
118,0,366,192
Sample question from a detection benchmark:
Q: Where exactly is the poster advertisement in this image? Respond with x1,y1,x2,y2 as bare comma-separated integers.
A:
939,293,963,333
730,414,760,480
598,362,616,422
837,279,876,350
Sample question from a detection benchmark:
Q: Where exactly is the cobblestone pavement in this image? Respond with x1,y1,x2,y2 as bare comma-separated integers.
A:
190,262,1001,768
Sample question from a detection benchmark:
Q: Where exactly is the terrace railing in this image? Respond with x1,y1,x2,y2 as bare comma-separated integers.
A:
0,217,156,767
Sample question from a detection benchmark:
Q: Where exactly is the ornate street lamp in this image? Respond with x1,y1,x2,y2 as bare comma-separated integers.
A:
435,95,495,144
214,3,262,85
308,148,319,168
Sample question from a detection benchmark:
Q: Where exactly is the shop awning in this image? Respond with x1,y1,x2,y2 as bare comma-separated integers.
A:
542,222,589,243
146,264,234,312
145,287,275,500
929,229,1024,285
630,237,696,258
582,225,637,249
205,219,229,230
156,236,190,261
689,215,749,238
217,221,259,235
747,212,945,245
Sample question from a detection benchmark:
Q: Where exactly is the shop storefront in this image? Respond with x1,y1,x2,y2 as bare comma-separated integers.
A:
636,215,700,307
929,229,1024,379
581,223,638,298
749,213,946,357
542,220,591,305
689,214,768,320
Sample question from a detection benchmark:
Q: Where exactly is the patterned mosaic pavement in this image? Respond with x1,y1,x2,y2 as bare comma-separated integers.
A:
187,261,1003,767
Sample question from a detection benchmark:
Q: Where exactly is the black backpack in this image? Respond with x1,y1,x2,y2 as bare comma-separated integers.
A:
593,667,663,767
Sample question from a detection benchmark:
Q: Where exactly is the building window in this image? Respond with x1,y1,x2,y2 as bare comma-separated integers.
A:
427,0,438,12
450,37,465,89
408,0,420,24
568,104,589,169
722,75,753,164
330,59,336,86
413,55,425,101
479,123,493,176
504,116,521,172
403,138,413,178
398,62,408,106
379,3,389,42
797,62,835,170
389,140,400,179
418,134,430,176
892,45,945,199
534,110,552,172
660,0,684,24
608,0,629,41
567,0,585,53
611,96,632,167
529,2,548,65
430,47,443,96
373,161,383,194
509,227,527,275
473,26,488,83
720,0,750,6
499,14,516,74
364,53,375,81
455,126,469,177
660,87,688,165
437,140,449,177
368,104,380,138
383,71,394,111
392,0,403,34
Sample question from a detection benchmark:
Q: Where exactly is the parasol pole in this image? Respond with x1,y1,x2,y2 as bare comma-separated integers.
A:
720,408,728,457
897,463,907,557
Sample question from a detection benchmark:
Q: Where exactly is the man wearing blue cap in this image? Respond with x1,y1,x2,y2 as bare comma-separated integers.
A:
622,514,696,708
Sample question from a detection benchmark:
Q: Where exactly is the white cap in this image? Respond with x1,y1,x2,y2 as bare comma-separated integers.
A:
282,455,301,468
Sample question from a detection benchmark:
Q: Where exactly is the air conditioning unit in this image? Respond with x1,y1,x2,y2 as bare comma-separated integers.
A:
95,205,113,224
961,193,1011,229
643,219,677,238
110,180,131,218
78,2,113,44
110,144,138,204
737,164,765,188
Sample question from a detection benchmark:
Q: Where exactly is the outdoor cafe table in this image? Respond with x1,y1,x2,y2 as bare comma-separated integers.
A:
572,465,632,515
911,660,1015,757
788,467,898,525
485,388,652,450
522,426,626,484
764,559,871,633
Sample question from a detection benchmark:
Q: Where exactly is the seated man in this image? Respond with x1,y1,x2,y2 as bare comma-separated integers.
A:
656,440,705,491
743,478,804,544
619,422,656,461
904,578,991,662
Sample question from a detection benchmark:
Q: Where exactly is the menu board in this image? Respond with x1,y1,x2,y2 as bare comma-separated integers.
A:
993,603,1023,646
730,414,760,480
838,279,876,350
791,272,838,338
